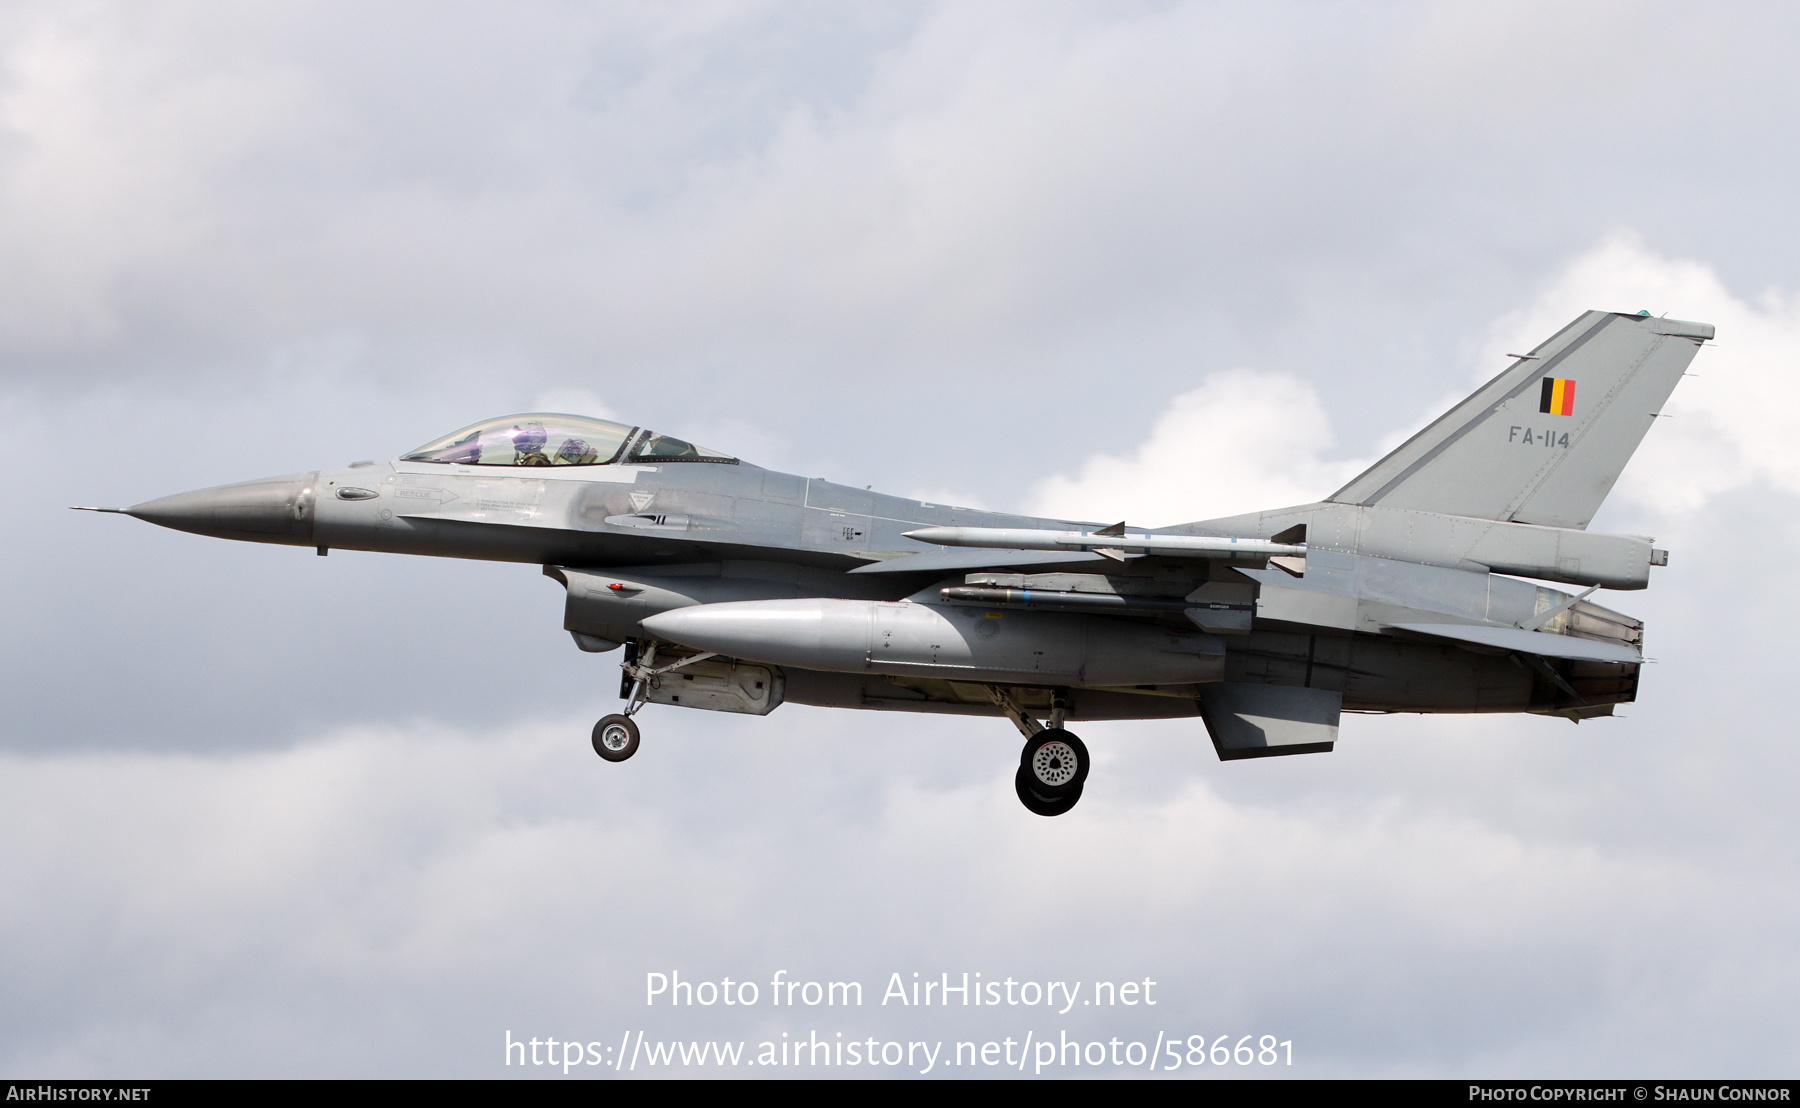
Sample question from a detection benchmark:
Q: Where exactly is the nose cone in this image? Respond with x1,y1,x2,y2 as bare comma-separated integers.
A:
127,471,320,545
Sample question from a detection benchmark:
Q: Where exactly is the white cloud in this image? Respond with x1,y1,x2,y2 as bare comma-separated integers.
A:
3,705,1797,1076
1023,368,1366,526
1023,232,1800,535
1484,231,1800,520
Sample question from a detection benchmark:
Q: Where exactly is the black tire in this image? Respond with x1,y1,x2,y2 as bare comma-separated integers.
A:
592,714,640,762
1019,729,1089,798
1015,765,1082,817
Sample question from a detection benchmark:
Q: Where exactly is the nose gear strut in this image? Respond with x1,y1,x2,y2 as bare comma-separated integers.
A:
590,640,720,763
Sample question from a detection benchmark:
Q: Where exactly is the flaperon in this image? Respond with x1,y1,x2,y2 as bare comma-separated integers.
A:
77,309,1711,815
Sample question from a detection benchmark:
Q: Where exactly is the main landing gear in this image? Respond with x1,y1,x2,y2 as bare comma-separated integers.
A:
1015,729,1090,816
991,688,1090,817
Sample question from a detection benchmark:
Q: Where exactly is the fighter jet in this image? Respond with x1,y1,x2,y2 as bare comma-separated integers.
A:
76,309,1710,815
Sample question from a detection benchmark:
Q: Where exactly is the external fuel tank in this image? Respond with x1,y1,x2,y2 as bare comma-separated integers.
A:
640,598,1225,688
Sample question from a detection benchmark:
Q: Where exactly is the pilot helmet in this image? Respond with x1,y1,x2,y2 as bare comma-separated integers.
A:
556,438,598,464
512,421,548,456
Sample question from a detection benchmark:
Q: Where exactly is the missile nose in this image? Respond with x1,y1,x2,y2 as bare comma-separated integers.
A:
126,471,320,545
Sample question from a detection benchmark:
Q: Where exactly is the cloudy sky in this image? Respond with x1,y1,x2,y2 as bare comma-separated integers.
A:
4,0,1800,1078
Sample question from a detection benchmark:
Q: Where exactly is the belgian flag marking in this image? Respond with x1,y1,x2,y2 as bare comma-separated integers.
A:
1539,377,1575,416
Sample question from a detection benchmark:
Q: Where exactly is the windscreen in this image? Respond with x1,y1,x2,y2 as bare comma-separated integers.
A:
627,431,736,463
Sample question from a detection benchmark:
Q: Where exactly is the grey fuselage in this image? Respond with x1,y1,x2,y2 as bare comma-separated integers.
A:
124,450,1641,726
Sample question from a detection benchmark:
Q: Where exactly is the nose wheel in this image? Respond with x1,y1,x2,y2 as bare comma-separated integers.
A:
592,714,640,762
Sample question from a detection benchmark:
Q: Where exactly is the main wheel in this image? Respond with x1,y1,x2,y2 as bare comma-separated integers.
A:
1020,729,1089,799
592,714,640,762
1015,765,1083,816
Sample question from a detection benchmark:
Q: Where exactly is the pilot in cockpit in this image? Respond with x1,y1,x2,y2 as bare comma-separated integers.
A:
511,421,551,466
555,438,599,464
401,414,731,468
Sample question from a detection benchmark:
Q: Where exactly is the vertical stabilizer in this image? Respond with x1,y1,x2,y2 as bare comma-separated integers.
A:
1328,311,1712,529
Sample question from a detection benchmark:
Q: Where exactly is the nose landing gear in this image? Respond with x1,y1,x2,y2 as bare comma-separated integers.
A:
590,640,718,764
990,688,1090,817
591,641,655,763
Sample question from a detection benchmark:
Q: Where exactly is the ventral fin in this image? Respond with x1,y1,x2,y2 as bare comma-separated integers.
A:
1268,555,1306,578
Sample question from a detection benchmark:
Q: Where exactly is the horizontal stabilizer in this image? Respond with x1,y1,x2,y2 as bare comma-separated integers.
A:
1385,622,1640,664
1198,683,1340,761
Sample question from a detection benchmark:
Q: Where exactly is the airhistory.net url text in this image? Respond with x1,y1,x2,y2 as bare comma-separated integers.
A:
505,1030,1294,1074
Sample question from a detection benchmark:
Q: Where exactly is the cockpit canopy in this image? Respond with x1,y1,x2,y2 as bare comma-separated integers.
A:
401,414,736,467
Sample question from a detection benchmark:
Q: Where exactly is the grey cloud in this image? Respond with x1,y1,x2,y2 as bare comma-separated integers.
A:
3,1,1798,493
